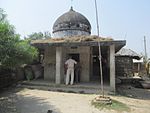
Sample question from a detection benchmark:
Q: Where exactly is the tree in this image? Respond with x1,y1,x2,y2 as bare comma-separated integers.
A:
0,9,38,70
26,31,51,40
0,8,7,22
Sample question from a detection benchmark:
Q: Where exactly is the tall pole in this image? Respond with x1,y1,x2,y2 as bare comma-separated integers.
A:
94,0,104,97
94,0,100,36
144,36,147,61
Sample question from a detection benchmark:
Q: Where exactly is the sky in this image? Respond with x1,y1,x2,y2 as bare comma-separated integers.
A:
0,0,150,58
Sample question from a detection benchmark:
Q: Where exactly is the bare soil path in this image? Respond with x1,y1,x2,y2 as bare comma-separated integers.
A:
0,87,150,113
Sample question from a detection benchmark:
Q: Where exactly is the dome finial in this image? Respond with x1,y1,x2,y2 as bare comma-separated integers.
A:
70,0,74,11
70,6,73,11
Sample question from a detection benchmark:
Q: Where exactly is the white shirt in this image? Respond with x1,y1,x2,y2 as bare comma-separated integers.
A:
65,59,77,68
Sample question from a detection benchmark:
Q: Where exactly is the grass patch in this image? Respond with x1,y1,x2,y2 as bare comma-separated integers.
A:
91,99,130,112
66,90,76,93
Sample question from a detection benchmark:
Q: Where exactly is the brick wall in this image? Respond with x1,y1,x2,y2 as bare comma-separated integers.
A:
115,56,134,77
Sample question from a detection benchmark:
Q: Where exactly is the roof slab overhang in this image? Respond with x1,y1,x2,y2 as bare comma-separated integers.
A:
31,40,126,53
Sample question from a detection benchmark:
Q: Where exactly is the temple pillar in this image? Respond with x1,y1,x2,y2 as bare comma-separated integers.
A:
109,44,116,92
56,47,63,84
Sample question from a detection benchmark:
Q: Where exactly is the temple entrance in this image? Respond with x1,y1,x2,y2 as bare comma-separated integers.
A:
67,53,80,83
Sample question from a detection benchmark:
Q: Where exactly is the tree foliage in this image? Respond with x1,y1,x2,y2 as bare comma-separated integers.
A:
0,9,38,69
0,8,7,22
26,31,51,40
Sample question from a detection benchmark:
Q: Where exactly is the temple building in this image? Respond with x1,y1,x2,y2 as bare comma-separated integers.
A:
31,7,126,92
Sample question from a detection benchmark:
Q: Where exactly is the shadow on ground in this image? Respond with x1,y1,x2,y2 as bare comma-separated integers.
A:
117,85,150,100
0,87,61,113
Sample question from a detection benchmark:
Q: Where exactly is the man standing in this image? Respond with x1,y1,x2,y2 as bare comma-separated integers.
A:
65,57,77,85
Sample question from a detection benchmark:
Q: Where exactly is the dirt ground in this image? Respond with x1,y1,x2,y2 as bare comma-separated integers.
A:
0,87,150,113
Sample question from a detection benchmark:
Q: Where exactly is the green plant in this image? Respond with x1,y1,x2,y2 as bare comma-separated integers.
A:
0,9,38,70
25,31,51,40
24,67,34,81
91,99,130,112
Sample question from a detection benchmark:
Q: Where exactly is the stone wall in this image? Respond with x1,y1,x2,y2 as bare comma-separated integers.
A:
115,56,134,77
79,47,90,82
44,47,56,81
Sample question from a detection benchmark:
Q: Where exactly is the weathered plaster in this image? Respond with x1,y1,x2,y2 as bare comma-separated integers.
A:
44,47,56,81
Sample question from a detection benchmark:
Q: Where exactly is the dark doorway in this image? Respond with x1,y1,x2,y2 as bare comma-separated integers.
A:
68,53,80,83
92,55,100,80
68,53,80,62
91,46,109,84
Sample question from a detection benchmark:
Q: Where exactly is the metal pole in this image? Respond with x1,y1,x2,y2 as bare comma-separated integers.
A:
94,0,104,97
94,0,100,36
144,36,147,61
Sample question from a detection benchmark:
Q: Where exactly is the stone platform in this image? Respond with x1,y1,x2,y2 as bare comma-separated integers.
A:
19,79,112,94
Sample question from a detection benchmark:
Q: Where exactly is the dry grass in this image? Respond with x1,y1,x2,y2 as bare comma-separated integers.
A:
31,35,113,44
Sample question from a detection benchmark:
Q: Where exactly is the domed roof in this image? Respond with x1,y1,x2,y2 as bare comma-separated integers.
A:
53,7,91,34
